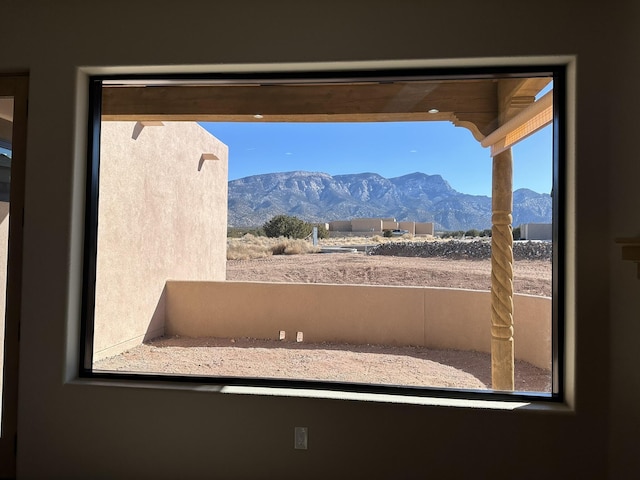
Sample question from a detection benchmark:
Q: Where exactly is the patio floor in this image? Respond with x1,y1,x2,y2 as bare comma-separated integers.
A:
94,336,552,393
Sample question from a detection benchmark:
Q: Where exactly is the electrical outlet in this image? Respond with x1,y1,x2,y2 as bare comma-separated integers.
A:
294,427,308,450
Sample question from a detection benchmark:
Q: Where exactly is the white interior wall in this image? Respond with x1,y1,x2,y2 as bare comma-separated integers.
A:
0,1,637,478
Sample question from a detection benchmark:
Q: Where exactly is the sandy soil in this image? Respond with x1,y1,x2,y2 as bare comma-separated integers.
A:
96,336,551,392
227,253,552,297
96,253,552,393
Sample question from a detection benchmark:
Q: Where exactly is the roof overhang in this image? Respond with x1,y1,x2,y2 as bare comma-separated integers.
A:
100,75,553,153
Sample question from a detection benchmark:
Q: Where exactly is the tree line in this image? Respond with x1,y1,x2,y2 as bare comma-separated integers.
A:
228,215,521,240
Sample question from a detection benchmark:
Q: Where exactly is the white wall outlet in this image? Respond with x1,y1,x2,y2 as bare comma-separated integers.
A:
294,427,308,450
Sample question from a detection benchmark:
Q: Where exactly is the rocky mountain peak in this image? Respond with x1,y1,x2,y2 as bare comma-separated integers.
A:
228,171,552,230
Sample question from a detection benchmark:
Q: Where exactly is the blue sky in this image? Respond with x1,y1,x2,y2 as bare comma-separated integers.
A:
201,121,552,197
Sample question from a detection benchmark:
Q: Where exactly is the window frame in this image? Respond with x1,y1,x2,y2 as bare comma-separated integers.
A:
0,73,28,480
80,65,566,404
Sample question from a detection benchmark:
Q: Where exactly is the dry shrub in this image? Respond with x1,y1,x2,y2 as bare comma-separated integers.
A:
227,234,273,260
321,235,380,246
319,234,424,247
271,238,320,255
270,241,287,255
227,234,319,260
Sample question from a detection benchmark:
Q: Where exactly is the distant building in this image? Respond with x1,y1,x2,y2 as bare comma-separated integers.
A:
520,223,552,240
351,218,384,233
328,218,434,236
415,222,435,236
327,220,352,232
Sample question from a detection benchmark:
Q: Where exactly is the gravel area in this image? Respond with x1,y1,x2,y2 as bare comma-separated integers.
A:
96,336,551,392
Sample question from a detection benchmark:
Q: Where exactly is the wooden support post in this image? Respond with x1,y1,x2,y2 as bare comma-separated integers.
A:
491,148,515,391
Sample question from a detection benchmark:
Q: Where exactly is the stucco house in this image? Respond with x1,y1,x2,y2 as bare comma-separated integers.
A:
93,121,228,360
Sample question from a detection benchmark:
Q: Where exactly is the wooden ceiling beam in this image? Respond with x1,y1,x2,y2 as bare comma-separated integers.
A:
101,80,501,137
498,77,551,123
483,90,553,156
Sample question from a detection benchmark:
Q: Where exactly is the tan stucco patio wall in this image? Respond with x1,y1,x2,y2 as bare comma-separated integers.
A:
93,122,228,361
165,281,551,370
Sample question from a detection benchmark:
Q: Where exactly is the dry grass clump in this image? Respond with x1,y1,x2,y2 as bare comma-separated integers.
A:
270,238,320,255
226,234,271,260
227,234,320,260
320,234,425,246
227,233,437,259
320,236,384,246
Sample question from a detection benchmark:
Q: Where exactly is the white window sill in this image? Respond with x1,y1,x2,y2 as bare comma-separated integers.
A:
68,378,570,413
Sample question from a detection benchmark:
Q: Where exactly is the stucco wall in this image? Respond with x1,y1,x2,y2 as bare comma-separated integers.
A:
382,220,398,230
520,223,552,240
398,221,415,234
328,220,352,232
351,218,383,232
165,281,551,369
415,222,435,235
94,122,228,360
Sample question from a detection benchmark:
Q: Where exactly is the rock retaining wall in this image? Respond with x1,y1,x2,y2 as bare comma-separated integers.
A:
368,239,552,261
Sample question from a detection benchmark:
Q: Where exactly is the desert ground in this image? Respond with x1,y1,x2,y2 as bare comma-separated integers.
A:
226,252,551,297
95,247,552,393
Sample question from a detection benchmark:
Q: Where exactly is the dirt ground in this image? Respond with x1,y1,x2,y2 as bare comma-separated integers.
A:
95,253,552,393
226,253,552,297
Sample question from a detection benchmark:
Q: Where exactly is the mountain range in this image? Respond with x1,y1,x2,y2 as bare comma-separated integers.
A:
228,171,552,231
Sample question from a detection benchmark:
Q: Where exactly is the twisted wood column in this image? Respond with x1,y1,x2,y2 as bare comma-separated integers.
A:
491,149,514,391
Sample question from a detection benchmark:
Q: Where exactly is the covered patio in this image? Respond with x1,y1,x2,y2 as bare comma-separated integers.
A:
99,72,556,391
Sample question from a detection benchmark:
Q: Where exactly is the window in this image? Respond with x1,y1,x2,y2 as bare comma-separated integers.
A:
82,67,564,401
0,74,27,479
